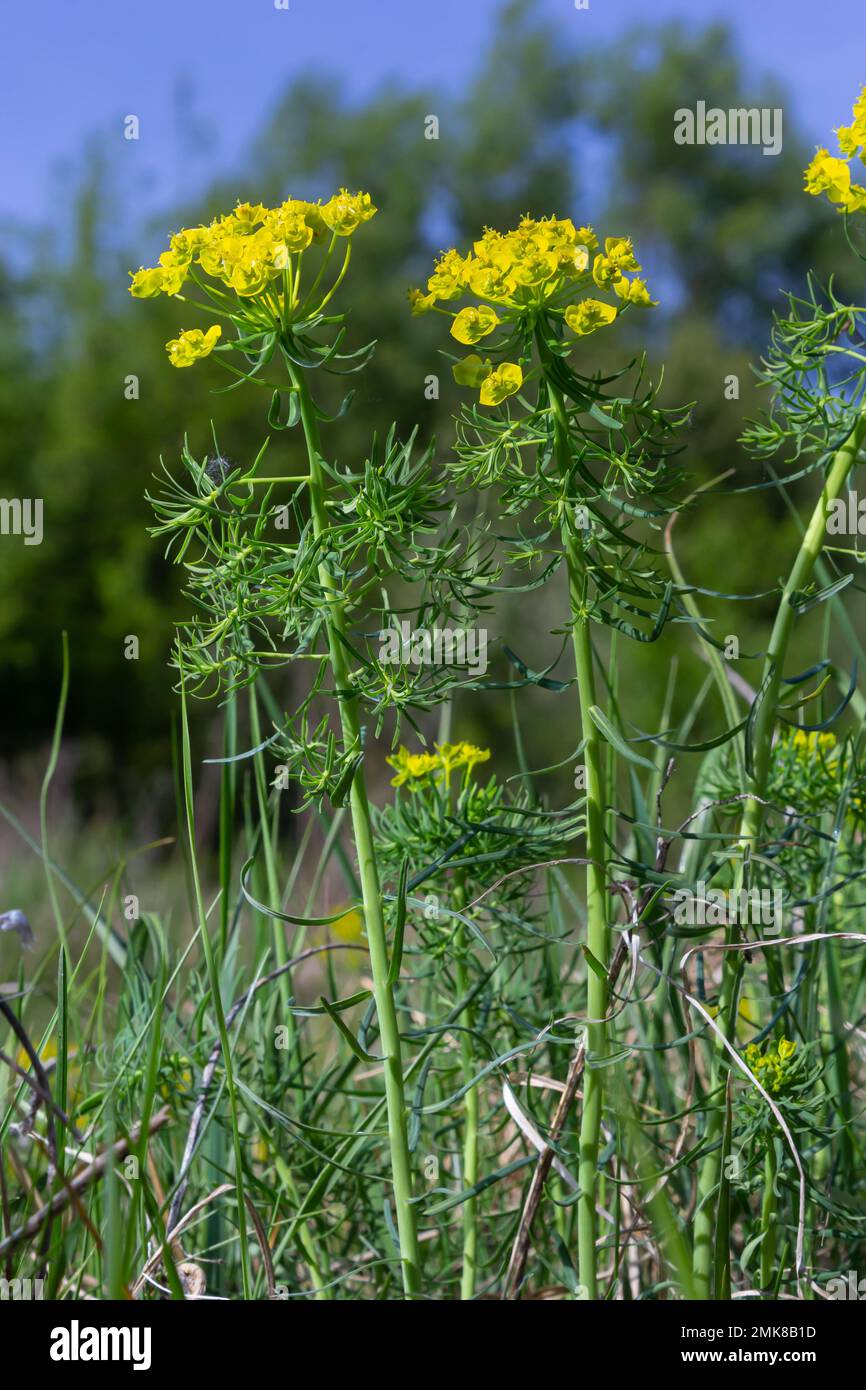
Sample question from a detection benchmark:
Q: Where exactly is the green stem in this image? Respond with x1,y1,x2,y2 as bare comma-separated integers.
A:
691,408,866,1298
824,925,854,1171
288,360,421,1298
760,1141,778,1292
548,378,608,1299
453,882,479,1299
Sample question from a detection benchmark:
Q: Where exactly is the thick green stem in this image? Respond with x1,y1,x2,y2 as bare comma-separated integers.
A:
548,380,608,1299
692,409,866,1297
288,362,421,1297
571,610,609,1299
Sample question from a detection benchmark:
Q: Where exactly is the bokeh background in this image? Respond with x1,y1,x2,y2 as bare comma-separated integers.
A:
1,0,863,921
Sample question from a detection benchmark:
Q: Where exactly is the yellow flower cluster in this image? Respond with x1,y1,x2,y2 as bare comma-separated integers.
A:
129,192,377,366
786,729,837,758
387,741,491,787
130,193,376,301
744,1037,797,1094
804,87,866,213
410,216,656,406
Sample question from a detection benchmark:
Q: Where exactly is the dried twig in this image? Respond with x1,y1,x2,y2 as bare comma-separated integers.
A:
0,1106,171,1260
502,936,629,1300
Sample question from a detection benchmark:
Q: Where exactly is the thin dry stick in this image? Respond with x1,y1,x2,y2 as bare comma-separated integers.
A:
0,1107,171,1260
501,1041,586,1300
503,935,630,1300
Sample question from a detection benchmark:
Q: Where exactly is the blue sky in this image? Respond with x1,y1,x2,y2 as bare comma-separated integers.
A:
2,0,862,225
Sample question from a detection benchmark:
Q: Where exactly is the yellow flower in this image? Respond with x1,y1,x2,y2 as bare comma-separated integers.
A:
458,743,491,776
837,124,862,157
450,305,500,345
232,201,269,228
165,324,222,368
386,747,440,787
591,254,621,290
408,287,437,315
452,353,494,388
604,236,641,273
226,236,274,297
154,250,188,294
267,205,315,253
320,189,377,236
129,246,194,299
196,228,237,281
744,1036,798,1093
128,266,166,298
565,299,618,335
472,230,516,276
508,248,559,289
804,148,852,203
169,225,211,260
479,362,523,407
466,260,515,302
613,275,658,307
434,741,491,780
428,248,469,299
